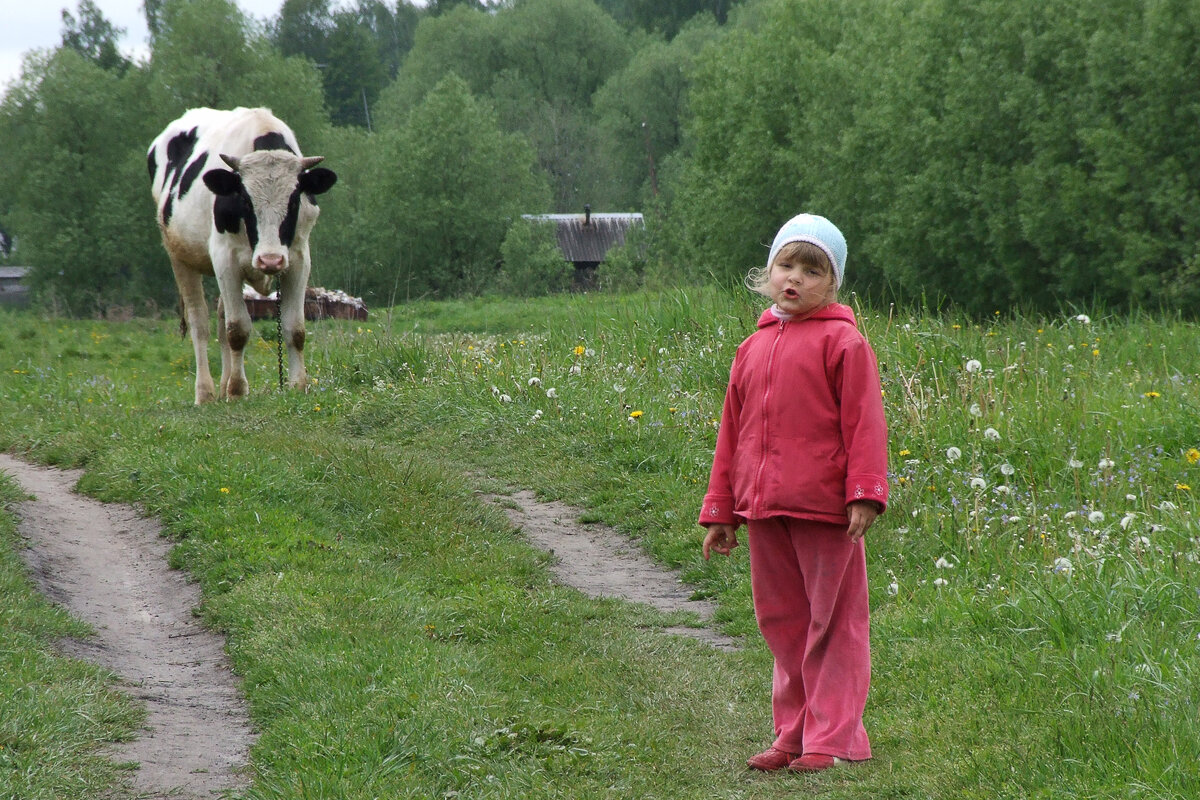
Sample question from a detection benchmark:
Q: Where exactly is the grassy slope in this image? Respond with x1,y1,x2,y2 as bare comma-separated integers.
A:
1,293,1198,798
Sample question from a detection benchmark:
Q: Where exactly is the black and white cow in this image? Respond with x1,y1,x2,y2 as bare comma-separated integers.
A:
148,107,337,404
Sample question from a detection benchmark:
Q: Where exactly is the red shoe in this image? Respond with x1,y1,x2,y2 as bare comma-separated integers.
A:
788,753,849,773
746,746,800,771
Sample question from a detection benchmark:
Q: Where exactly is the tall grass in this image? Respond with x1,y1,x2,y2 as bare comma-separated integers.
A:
1,294,1198,798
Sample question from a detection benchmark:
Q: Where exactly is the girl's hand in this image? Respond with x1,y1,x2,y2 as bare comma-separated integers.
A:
847,501,881,542
703,524,739,559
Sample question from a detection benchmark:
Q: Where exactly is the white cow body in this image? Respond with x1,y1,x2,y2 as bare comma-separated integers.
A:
148,107,336,404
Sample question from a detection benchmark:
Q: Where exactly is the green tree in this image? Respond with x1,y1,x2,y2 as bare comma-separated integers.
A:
0,49,164,313
61,0,130,73
498,218,573,297
146,0,327,137
593,16,721,207
364,74,551,300
384,0,631,210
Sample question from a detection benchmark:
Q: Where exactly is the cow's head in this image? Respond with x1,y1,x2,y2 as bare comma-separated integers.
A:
203,151,337,275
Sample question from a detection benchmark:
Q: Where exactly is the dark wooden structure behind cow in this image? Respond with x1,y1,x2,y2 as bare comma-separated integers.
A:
0,267,31,308
243,286,368,322
148,107,336,404
522,208,644,289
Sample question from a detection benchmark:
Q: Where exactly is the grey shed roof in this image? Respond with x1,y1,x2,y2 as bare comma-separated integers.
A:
0,267,30,280
523,212,643,263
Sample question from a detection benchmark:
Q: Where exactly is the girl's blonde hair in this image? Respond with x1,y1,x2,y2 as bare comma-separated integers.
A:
745,241,836,297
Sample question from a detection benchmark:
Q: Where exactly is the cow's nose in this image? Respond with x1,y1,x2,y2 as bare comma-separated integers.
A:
257,254,284,273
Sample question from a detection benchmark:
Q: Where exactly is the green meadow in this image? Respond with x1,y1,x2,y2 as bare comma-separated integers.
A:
1,290,1198,799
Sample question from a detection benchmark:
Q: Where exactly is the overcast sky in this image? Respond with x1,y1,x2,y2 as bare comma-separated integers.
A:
0,0,290,97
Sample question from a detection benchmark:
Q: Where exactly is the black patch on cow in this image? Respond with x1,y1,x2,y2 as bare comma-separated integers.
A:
280,188,302,248
147,149,157,180
254,132,295,154
178,150,208,199
205,168,258,247
212,194,241,235
162,193,174,226
163,127,199,195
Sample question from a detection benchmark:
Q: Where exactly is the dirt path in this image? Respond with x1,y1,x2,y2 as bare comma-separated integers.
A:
1,455,738,797
486,490,740,652
0,454,255,800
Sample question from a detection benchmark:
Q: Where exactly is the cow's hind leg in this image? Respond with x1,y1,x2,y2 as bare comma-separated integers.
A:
172,263,216,405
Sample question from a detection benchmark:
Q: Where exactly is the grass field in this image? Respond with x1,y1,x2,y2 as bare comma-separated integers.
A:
1,289,1198,798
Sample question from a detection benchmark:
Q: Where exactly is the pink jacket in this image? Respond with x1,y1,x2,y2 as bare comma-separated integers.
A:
699,303,889,528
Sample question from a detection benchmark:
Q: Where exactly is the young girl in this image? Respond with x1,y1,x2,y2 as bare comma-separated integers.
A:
700,213,888,773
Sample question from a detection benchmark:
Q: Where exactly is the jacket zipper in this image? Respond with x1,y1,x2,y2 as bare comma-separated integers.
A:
752,319,786,517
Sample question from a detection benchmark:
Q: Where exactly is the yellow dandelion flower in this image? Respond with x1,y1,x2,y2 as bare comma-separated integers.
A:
220,487,230,494
629,410,644,419
899,449,911,456
573,345,586,356
1176,483,1191,492
1144,391,1161,399
1186,448,1200,464
1092,349,1100,357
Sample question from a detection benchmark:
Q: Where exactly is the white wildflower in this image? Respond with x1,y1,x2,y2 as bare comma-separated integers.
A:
1098,457,1115,470
934,577,949,587
1074,314,1091,324
946,446,962,462
887,581,899,596
965,359,983,373
1088,511,1105,524
1000,463,1015,476
498,393,512,403
995,485,1011,495
1069,458,1085,469
546,387,558,399
1125,494,1137,502
984,427,1001,441
530,409,543,422
969,403,983,417
569,365,582,376
970,477,987,490
935,556,956,569
1052,557,1073,576
657,347,668,355
612,383,625,393
1064,511,1077,520
528,377,542,387
1120,512,1136,530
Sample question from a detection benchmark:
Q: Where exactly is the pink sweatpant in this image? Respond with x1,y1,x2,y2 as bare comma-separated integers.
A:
747,516,872,760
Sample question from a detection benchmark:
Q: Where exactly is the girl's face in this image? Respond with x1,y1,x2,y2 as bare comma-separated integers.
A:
768,251,835,316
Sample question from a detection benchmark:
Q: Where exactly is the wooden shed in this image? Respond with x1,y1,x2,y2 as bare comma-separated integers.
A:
522,207,644,288
0,266,30,308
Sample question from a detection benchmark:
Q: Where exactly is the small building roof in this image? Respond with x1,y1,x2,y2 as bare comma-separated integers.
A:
523,211,643,264
0,266,30,280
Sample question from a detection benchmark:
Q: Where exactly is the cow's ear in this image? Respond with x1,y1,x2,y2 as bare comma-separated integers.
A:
299,167,337,196
203,168,242,197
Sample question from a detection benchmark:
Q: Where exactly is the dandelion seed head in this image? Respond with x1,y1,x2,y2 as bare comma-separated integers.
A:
965,359,982,373
984,427,1000,441
946,446,962,462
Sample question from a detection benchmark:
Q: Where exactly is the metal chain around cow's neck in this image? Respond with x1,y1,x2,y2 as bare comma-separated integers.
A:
275,282,285,389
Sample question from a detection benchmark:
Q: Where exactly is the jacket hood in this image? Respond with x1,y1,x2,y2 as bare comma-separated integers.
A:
756,302,857,329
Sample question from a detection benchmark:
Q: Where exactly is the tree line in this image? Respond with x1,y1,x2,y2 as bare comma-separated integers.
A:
2,0,1198,316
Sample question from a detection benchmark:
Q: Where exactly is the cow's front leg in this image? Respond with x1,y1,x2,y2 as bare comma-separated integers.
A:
278,267,309,391
214,267,254,399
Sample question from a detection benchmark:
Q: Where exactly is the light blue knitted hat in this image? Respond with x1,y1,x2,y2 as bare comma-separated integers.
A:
767,213,848,288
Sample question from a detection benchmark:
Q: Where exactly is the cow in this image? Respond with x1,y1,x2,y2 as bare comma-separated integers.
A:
148,107,337,404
